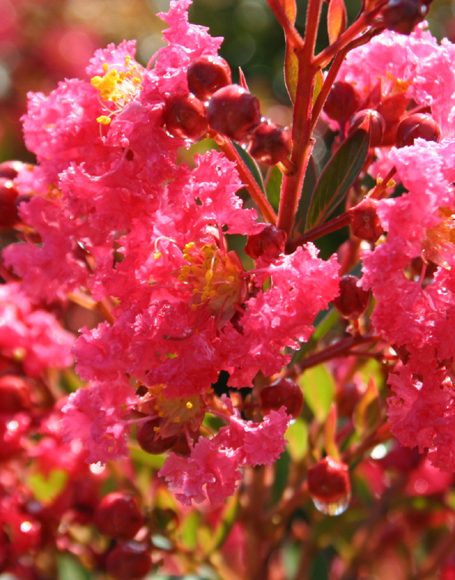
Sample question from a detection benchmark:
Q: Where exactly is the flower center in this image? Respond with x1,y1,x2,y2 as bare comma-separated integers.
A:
91,56,143,125
179,242,246,322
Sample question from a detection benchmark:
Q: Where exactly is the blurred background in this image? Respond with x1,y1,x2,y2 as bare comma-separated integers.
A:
0,0,453,162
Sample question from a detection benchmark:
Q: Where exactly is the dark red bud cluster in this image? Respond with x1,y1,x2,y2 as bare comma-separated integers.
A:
163,55,234,141
105,541,152,579
396,113,441,147
137,418,192,456
349,109,386,147
324,81,361,126
381,0,430,35
260,378,304,418
349,197,384,243
333,275,371,319
307,457,351,505
244,225,287,262
94,492,144,539
163,56,289,165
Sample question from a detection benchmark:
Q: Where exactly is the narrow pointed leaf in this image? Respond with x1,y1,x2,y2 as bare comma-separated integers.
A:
312,69,325,105
294,154,318,233
305,128,369,230
324,404,340,460
285,43,299,103
286,418,308,460
299,364,335,422
266,165,282,211
232,141,265,190
353,378,382,436
327,0,347,44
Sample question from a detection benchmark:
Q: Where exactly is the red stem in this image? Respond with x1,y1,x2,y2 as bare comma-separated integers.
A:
287,211,350,251
217,137,277,224
290,335,378,376
277,0,323,236
311,28,384,132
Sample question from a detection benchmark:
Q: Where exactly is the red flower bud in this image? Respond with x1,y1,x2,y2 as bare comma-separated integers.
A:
0,160,26,180
333,275,371,318
0,178,19,228
248,121,291,165
396,113,441,147
349,197,384,243
382,0,428,35
136,418,178,455
260,378,304,418
207,84,261,141
187,55,232,101
349,109,385,147
324,81,361,125
0,376,31,414
307,457,351,516
0,414,29,461
9,518,41,556
94,493,144,539
106,541,152,580
163,94,208,141
245,225,287,261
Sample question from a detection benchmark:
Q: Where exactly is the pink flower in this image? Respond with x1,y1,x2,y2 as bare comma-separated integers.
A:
61,379,137,463
222,244,339,387
159,437,241,506
160,408,290,505
0,283,73,375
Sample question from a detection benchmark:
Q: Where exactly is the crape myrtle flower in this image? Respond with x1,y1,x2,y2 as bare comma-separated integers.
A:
362,140,455,469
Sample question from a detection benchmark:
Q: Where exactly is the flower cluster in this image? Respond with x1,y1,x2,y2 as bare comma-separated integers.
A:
3,0,339,506
333,27,455,468
2,0,455,576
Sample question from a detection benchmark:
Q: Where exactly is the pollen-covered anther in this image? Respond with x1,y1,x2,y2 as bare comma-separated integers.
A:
179,242,246,321
422,208,455,268
91,57,143,123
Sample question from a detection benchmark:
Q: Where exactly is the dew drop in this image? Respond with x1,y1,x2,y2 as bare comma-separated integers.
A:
311,493,351,516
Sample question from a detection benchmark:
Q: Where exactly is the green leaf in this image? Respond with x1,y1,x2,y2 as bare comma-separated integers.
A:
286,418,308,460
28,469,67,503
130,446,165,469
272,450,291,504
179,511,201,550
232,141,264,190
299,364,335,422
305,128,369,230
266,165,282,212
58,554,91,580
294,154,319,234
